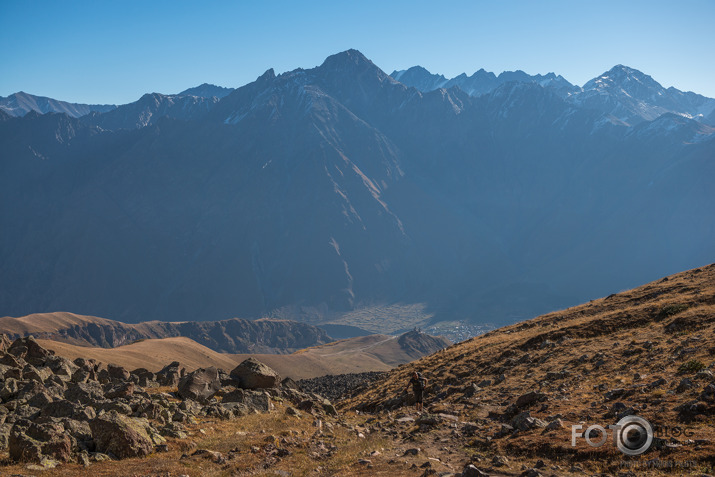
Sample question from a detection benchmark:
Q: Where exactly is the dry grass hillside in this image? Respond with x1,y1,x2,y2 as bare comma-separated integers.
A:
339,263,715,474
0,312,112,340
36,331,449,380
35,337,242,372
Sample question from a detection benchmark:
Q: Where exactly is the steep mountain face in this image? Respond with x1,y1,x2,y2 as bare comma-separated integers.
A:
178,83,234,98
391,66,449,92
571,64,715,125
0,91,116,117
1,50,713,329
0,312,332,353
82,92,220,130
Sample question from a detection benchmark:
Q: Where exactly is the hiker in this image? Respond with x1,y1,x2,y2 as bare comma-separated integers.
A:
405,371,427,413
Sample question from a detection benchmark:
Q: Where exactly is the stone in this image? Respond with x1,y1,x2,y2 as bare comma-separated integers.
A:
222,388,273,412
416,413,440,426
604,388,626,400
8,420,73,463
107,364,131,382
511,412,547,432
45,355,79,379
131,368,156,387
160,422,188,439
463,383,481,397
695,370,714,380
89,411,154,459
61,418,92,443
492,455,509,467
65,381,104,405
8,336,54,367
515,391,546,408
545,418,563,430
177,367,221,403
0,378,19,400
281,377,300,390
648,377,668,388
23,365,52,383
230,358,280,389
463,464,490,477
192,448,224,463
15,380,48,402
676,378,694,393
41,400,92,420
104,382,135,399
156,361,184,387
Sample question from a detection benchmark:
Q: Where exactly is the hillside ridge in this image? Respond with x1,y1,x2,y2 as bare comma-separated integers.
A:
0,312,332,354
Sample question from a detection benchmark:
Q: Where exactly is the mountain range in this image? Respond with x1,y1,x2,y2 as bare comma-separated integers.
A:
1,49,713,330
391,64,715,126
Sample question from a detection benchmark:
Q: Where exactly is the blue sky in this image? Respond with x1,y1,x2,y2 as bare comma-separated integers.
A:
1,0,714,104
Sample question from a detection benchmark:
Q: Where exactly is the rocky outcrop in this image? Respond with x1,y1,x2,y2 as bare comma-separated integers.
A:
0,335,337,467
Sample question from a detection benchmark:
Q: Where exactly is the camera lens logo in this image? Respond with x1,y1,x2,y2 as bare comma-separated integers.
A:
615,415,653,456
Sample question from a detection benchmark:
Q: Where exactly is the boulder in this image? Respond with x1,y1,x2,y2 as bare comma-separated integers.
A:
463,464,490,477
0,353,24,368
230,358,279,389
65,381,105,405
107,364,131,382
515,391,547,408
511,411,548,431
28,368,53,384
8,420,72,463
0,333,11,352
156,361,184,387
41,400,95,421
89,411,154,459
131,368,156,387
0,378,19,400
15,380,48,402
45,355,79,379
104,382,135,399
0,422,11,448
177,367,221,403
222,389,273,412
8,337,54,367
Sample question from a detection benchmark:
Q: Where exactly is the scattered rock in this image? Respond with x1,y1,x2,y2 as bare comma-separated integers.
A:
515,391,547,408
463,464,490,477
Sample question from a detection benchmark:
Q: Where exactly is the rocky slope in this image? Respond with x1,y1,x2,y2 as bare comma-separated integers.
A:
0,335,338,470
339,263,715,474
0,312,332,353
